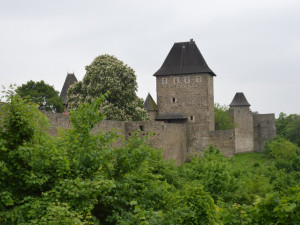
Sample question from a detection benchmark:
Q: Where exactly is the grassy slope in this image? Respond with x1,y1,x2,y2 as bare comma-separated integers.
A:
233,152,273,167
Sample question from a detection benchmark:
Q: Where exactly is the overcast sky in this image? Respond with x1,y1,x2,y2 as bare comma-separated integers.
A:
1,0,300,116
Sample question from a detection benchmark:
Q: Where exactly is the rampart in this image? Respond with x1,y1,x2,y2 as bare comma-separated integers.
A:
253,113,276,152
42,111,187,164
209,130,235,157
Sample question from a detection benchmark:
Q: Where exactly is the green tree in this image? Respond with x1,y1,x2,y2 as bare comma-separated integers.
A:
276,112,300,146
67,54,149,121
179,145,238,203
16,80,64,113
214,103,235,130
263,137,300,172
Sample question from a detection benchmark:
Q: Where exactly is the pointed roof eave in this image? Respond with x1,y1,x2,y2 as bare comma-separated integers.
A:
60,73,78,104
230,92,251,107
144,93,157,111
153,39,216,77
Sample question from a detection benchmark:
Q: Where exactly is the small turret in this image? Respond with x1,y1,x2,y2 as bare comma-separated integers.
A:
229,92,254,153
60,73,78,105
144,93,158,121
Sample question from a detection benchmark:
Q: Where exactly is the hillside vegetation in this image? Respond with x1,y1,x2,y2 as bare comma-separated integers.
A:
0,94,299,224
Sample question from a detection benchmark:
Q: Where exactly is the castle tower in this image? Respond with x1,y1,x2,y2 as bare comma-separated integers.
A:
60,73,78,111
144,93,158,121
229,92,254,153
153,39,216,153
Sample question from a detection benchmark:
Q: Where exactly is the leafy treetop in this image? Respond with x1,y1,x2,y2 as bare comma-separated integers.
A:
276,112,300,146
214,103,235,130
67,54,149,121
16,80,64,113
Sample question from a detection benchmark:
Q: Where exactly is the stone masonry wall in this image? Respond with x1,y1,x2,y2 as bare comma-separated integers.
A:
42,111,187,163
230,107,254,153
253,113,276,152
209,129,235,157
125,121,187,164
42,111,72,135
147,110,157,121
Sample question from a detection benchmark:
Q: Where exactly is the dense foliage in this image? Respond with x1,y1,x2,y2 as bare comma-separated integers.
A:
214,103,235,130
67,54,148,121
0,94,299,224
276,112,300,146
16,80,64,113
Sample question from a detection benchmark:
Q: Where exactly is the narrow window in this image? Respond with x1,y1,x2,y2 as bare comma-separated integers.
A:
185,77,190,83
162,78,167,84
174,77,179,84
172,97,177,103
190,116,194,122
196,77,202,82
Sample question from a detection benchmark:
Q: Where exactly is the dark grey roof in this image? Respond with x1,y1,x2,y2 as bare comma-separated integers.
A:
60,73,78,104
230,92,251,107
154,39,216,76
144,93,157,111
156,112,187,120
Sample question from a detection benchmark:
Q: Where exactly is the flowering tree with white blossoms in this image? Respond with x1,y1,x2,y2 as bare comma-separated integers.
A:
67,55,149,121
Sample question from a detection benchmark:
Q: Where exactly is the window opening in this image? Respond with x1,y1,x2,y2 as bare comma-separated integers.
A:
139,125,144,131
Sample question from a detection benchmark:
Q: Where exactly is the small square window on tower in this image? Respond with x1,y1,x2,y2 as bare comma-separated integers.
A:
185,77,190,83
174,77,179,84
196,77,202,82
189,116,195,122
162,78,167,84
171,97,177,103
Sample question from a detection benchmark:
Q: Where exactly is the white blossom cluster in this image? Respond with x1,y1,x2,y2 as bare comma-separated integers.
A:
67,55,149,121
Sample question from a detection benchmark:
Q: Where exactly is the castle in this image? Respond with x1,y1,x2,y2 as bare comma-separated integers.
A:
45,39,276,163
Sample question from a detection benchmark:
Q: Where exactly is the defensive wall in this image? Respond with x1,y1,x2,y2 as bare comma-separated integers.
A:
43,109,276,163
209,130,235,157
42,111,188,164
253,113,277,152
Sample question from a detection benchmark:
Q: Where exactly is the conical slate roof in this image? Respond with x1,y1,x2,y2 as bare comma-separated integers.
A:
230,92,251,107
60,73,78,104
144,93,157,111
154,39,216,76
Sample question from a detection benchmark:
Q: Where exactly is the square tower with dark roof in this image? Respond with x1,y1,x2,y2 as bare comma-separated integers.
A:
153,39,216,153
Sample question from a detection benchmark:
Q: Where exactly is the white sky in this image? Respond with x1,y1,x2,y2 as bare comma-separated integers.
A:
1,0,300,116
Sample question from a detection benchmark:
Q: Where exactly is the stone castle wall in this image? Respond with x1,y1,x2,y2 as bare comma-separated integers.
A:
209,130,235,157
42,109,276,163
125,121,187,164
253,113,276,152
42,111,187,164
